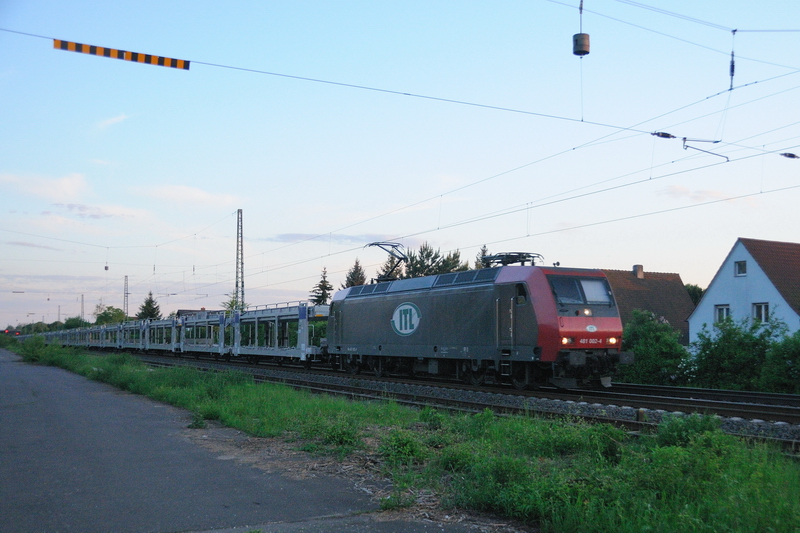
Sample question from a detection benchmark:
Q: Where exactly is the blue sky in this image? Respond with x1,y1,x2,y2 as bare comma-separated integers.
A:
2,1,799,327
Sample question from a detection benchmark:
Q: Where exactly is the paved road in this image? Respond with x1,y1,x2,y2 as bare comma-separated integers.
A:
0,349,485,533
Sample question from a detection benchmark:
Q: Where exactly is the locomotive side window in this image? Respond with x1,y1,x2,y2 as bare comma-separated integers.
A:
515,283,527,304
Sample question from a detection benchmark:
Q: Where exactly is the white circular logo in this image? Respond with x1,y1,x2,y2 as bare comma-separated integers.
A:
586,325,597,332
391,303,422,336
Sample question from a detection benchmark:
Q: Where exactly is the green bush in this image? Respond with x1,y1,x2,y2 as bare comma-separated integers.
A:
656,413,721,447
759,330,800,394
380,429,426,466
617,309,689,385
689,317,786,390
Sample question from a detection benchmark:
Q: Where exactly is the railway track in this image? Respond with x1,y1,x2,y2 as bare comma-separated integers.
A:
134,352,800,452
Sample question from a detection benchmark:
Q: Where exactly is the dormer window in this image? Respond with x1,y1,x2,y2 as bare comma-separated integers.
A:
734,261,747,276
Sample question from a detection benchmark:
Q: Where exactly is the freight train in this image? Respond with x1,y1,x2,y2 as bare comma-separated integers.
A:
36,263,632,389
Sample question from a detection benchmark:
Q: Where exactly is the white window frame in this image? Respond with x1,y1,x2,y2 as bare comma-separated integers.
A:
714,305,730,323
753,303,769,322
734,261,747,276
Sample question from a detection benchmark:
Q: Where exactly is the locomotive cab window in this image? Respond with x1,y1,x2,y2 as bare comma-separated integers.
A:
548,276,613,306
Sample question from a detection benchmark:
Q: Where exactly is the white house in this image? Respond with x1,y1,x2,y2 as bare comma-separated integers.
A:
688,238,800,345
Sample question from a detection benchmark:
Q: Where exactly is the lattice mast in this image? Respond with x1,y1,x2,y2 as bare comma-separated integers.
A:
123,275,129,317
235,209,245,311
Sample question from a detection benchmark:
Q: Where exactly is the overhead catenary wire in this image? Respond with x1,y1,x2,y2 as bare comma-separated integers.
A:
1,7,800,308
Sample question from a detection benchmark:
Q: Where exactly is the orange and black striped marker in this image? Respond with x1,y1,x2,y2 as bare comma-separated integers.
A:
53,39,190,70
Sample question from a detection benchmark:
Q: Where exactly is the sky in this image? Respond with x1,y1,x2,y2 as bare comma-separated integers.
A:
1,1,799,328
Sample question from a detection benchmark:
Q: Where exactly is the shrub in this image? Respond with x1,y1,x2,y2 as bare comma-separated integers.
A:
616,310,689,385
380,429,426,466
689,317,786,390
759,330,800,394
656,413,721,447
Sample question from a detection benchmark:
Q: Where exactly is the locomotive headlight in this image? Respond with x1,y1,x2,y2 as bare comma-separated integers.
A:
582,308,592,316
561,337,574,345
607,337,618,345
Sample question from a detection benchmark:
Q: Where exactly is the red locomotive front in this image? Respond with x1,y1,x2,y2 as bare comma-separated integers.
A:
525,267,629,387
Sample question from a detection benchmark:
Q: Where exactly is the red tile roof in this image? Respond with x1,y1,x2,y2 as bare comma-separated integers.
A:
603,268,696,344
739,238,800,316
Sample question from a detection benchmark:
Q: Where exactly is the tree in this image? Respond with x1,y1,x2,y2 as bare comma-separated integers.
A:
376,254,404,282
136,291,162,320
95,306,127,325
685,284,705,306
615,310,689,385
341,258,367,288
64,316,90,329
404,242,469,278
438,250,469,274
404,242,442,278
221,293,248,312
475,245,490,269
310,267,334,305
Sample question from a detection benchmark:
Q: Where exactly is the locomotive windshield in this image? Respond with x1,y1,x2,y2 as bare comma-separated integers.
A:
548,276,613,305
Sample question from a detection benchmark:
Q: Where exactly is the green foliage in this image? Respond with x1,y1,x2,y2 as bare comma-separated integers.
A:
341,258,367,288
684,283,705,306
379,429,426,466
188,412,207,429
220,293,248,312
136,291,162,320
322,413,362,448
0,333,16,348
403,242,468,278
21,347,800,532
616,309,689,385
759,330,800,393
475,244,490,269
689,317,787,390
656,413,721,447
94,305,127,325
63,316,91,329
309,267,334,305
376,254,404,281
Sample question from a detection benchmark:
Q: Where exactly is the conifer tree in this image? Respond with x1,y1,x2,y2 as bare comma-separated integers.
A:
136,291,162,320
376,254,404,282
341,258,367,288
475,245,490,269
310,267,334,305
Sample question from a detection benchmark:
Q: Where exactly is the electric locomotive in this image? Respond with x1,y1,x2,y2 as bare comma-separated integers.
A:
326,263,632,389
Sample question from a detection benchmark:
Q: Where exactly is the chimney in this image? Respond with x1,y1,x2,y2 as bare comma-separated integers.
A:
633,265,644,279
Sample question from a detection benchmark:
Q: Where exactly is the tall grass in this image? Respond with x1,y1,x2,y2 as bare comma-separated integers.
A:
15,341,800,532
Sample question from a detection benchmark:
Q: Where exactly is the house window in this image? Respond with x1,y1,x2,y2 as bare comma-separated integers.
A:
734,261,747,276
753,303,769,322
714,305,730,323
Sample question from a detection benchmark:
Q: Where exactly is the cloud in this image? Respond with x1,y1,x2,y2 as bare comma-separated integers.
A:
95,113,130,130
662,185,727,203
134,184,239,206
0,172,89,202
6,241,61,250
49,203,144,220
257,233,397,246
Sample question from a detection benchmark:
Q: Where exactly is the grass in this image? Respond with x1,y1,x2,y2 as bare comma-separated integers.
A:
13,338,800,532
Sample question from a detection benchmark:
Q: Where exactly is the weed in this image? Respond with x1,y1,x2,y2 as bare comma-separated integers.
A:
379,429,426,466
188,412,207,429
656,413,721,447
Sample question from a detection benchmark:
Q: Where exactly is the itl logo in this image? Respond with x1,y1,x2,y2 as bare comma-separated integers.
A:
391,303,421,336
